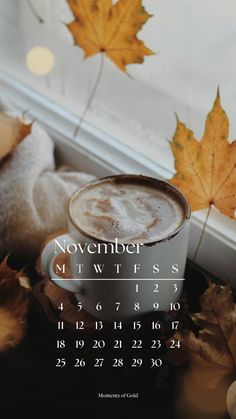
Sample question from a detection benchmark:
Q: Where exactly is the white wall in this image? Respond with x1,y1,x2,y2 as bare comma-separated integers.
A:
0,0,236,169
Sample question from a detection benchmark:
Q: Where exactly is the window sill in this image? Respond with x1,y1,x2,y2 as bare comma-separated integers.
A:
0,70,235,285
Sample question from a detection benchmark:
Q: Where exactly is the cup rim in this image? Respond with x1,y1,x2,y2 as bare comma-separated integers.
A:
68,174,191,246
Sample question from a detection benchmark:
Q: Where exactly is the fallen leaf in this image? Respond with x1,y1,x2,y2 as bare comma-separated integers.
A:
166,281,236,415
66,0,154,71
0,257,31,352
170,90,236,219
0,112,32,160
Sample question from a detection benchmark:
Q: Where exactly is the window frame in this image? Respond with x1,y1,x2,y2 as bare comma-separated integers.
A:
0,69,235,285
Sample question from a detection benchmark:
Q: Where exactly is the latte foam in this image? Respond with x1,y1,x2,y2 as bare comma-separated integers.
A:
70,178,186,244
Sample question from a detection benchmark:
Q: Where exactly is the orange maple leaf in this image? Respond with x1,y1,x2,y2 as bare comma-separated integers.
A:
66,0,154,71
170,90,236,219
0,113,32,160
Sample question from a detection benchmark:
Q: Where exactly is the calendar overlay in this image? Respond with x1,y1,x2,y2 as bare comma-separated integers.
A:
48,277,184,370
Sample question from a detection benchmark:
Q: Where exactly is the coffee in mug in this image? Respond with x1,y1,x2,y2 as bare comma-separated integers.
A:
70,177,185,244
41,175,190,321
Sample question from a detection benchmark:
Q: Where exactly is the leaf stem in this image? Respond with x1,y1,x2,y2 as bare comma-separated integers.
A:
74,53,104,138
192,205,212,263
26,0,44,24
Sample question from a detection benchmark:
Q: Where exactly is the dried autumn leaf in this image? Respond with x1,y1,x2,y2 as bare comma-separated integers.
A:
167,282,236,415
0,258,31,352
66,0,154,71
170,90,236,219
0,112,32,160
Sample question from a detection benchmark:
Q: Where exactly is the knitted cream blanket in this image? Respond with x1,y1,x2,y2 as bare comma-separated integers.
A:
0,121,94,261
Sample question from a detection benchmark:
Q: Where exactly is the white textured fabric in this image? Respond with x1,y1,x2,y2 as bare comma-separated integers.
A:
0,122,94,260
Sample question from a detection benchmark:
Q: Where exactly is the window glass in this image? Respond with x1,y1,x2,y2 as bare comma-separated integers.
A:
0,0,235,169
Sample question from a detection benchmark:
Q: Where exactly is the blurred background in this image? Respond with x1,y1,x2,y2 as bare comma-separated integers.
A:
0,0,235,169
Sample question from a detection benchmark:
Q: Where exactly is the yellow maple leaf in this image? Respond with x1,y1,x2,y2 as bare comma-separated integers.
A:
170,90,236,219
66,0,154,71
0,113,32,160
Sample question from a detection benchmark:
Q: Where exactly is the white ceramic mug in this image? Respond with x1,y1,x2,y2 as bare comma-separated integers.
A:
41,175,191,322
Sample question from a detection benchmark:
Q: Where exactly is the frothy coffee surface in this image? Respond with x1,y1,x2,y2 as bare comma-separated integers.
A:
70,180,185,243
